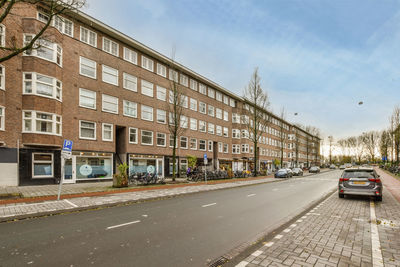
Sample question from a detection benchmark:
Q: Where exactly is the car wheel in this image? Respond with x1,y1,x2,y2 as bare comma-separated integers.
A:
338,193,344,198
376,196,382,202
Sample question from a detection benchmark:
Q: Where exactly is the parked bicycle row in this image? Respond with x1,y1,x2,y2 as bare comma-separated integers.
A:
128,172,165,185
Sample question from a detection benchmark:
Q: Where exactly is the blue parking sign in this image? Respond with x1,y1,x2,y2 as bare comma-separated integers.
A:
62,140,73,152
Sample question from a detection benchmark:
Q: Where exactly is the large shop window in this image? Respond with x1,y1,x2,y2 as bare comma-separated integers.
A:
24,35,62,66
129,155,163,177
23,111,61,135
32,153,53,178
23,73,62,101
75,152,112,180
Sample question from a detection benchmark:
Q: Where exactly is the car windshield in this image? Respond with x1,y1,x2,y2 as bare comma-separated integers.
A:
342,171,375,179
278,169,286,173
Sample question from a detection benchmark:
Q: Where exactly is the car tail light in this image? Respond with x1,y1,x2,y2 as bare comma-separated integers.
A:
339,178,349,182
368,178,381,183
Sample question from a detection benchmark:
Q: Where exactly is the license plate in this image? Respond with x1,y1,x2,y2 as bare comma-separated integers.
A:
353,181,366,185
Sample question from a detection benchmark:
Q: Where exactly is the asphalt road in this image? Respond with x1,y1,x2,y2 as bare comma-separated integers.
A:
0,170,341,267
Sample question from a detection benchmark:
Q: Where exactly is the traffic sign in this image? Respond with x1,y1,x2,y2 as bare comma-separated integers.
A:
204,154,208,165
62,139,73,152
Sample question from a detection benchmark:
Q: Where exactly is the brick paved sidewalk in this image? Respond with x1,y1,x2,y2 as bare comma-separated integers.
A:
229,174,400,267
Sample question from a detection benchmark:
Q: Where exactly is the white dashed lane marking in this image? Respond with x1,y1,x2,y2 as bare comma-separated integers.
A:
235,261,249,267
274,234,283,239
247,194,256,197
202,203,217,208
106,220,141,230
264,242,274,247
251,250,263,257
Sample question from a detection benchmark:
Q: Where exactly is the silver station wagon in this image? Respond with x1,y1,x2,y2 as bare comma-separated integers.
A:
338,167,382,201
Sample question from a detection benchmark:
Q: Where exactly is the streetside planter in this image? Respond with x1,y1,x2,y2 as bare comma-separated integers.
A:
113,163,129,188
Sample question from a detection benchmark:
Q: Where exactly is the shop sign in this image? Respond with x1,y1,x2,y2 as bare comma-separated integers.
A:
147,165,155,174
79,164,93,176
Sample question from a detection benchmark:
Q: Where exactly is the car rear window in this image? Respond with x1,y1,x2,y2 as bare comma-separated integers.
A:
342,170,375,178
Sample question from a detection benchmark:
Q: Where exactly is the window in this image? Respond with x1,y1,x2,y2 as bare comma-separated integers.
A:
241,129,249,139
241,144,249,153
102,123,113,141
190,79,197,91
0,25,4,48
141,105,153,121
223,95,229,105
208,123,215,134
224,111,229,121
199,140,206,151
189,98,197,111
129,128,138,144
169,69,178,82
141,130,153,145
216,91,222,102
223,143,228,153
190,118,197,130
208,140,213,152
24,35,62,66
208,88,215,98
190,138,197,150
169,135,177,148
23,111,61,135
157,133,166,147
102,94,118,114
216,125,222,136
79,88,96,109
232,144,240,154
123,73,137,91
181,95,188,108
232,129,240,139
180,74,188,87
180,115,188,128
241,115,249,124
180,136,188,149
123,47,137,64
157,86,167,101
216,108,222,119
223,127,229,137
141,80,154,97
0,106,4,130
54,16,73,37
157,109,166,124
79,120,95,140
199,83,206,94
23,73,62,101
103,37,119,56
230,98,236,107
157,63,166,77
123,100,137,118
208,105,215,117
80,27,97,47
79,56,96,79
142,56,154,72
232,113,240,123
199,102,206,114
32,153,53,178
199,120,206,132
37,12,50,23
218,142,223,153
102,65,118,86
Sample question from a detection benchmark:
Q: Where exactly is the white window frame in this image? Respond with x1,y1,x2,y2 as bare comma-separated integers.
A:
208,123,215,134
23,110,62,136
190,138,197,150
79,88,96,110
199,83,206,95
190,79,197,91
80,26,97,47
199,140,206,151
169,69,178,82
102,123,113,142
156,86,167,101
79,56,97,79
223,111,229,122
223,143,228,153
79,120,96,140
208,140,213,152
102,65,118,86
208,105,215,117
0,24,5,48
223,127,229,137
142,56,154,72
141,80,154,97
23,34,62,66
216,108,222,119
199,102,206,114
216,125,222,136
54,15,74,37
180,136,188,149
189,98,197,111
102,37,119,56
180,74,188,87
156,63,166,77
190,118,197,131
23,72,62,101
216,91,222,102
102,94,119,114
208,88,215,98
123,72,137,91
141,130,153,146
123,100,137,118
141,105,154,121
232,129,240,139
199,120,206,132
129,127,138,144
123,47,137,64
0,106,4,131
156,109,166,124
156,132,166,147
32,153,54,179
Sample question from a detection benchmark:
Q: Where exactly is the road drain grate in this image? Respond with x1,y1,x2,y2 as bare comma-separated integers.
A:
208,256,228,267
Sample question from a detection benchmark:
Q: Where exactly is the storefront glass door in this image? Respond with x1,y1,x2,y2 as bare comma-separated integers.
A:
63,157,76,184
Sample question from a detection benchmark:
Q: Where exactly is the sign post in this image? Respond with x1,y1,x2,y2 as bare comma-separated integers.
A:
204,154,207,184
57,140,73,200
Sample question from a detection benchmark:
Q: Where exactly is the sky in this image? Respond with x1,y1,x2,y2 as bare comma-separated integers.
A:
84,0,400,145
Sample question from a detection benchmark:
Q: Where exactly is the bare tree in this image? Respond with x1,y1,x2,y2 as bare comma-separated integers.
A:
242,68,270,176
328,136,334,165
0,0,86,63
348,136,365,164
390,107,400,163
361,131,380,163
380,130,391,163
166,55,186,181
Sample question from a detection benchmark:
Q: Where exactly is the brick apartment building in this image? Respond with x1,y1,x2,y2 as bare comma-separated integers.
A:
0,2,320,186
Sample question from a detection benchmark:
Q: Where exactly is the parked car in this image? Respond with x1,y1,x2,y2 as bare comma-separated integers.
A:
274,169,292,178
292,167,303,176
309,166,320,173
338,167,382,201
286,168,294,177
329,164,336,169
339,165,346,170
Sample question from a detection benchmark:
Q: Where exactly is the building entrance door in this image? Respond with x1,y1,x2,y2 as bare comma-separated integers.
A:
63,157,76,183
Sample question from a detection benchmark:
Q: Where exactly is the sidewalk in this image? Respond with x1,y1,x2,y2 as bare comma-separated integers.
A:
228,168,400,267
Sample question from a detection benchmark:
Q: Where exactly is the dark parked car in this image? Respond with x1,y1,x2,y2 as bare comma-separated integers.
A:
309,166,320,173
292,167,303,176
338,167,382,201
275,169,292,178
